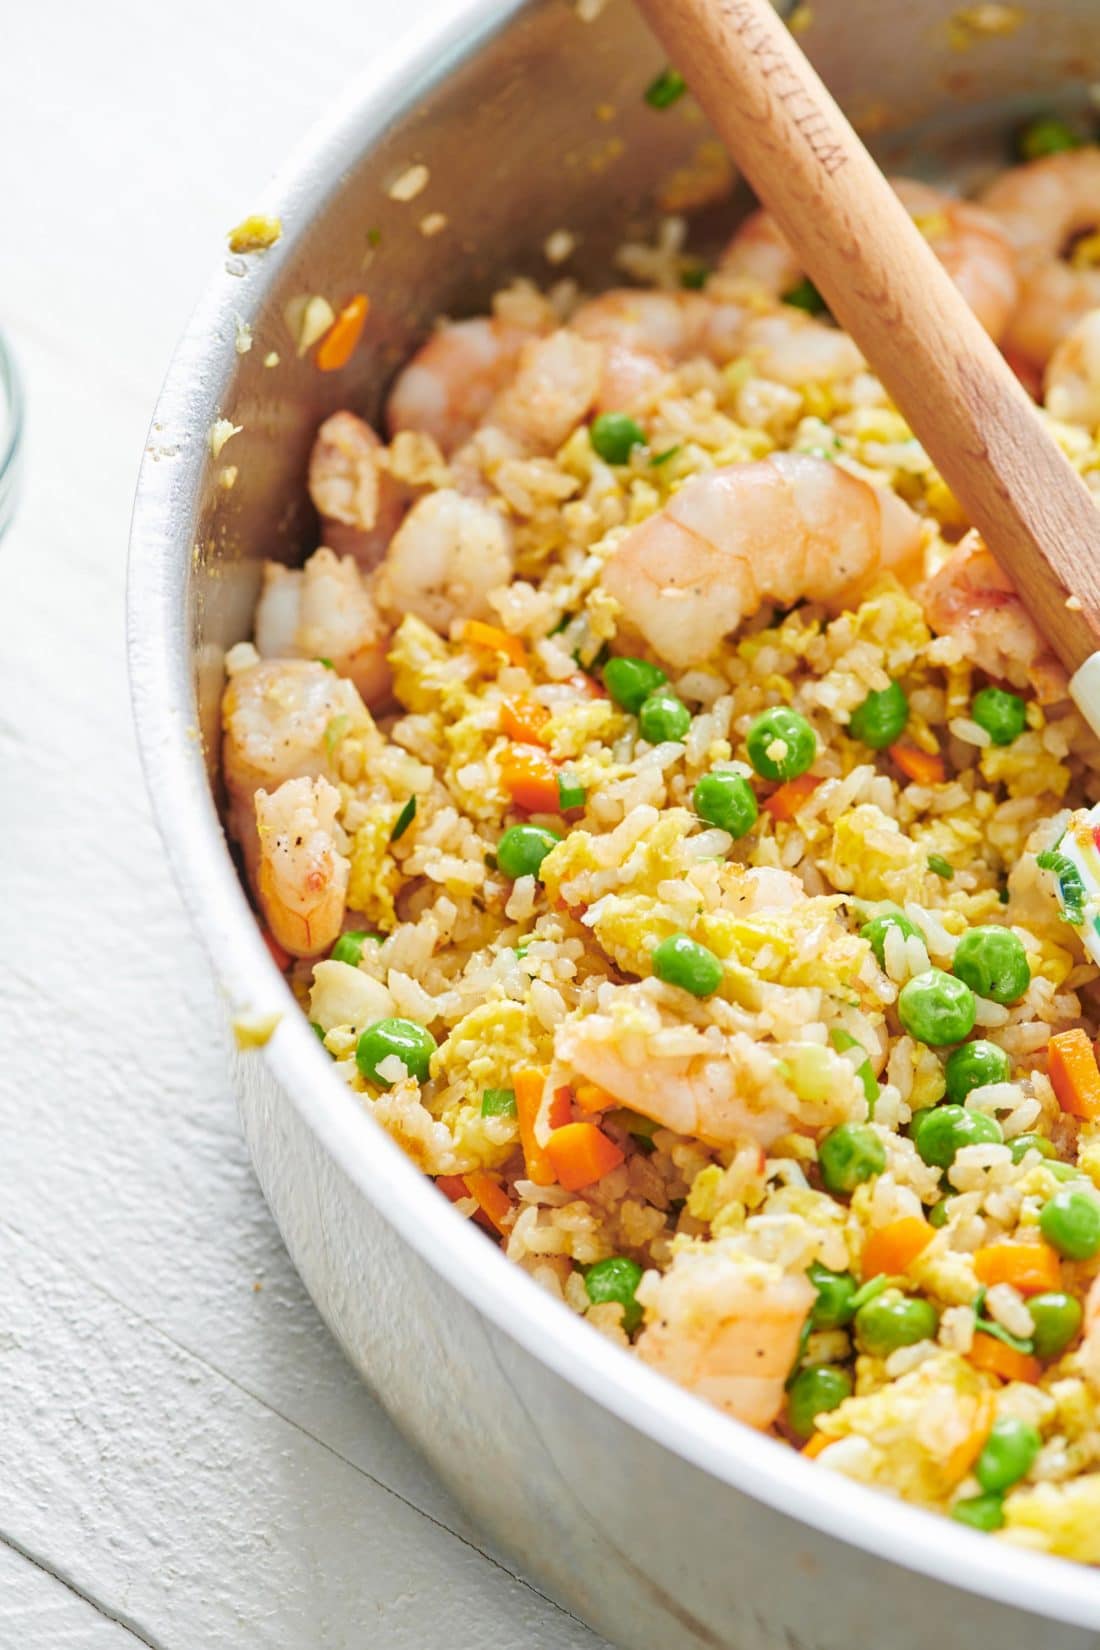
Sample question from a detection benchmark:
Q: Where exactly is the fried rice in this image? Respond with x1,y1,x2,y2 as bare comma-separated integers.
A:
221,135,1100,1560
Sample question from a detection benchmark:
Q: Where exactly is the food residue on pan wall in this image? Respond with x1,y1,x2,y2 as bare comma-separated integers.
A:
226,213,283,253
209,418,242,459
947,4,1027,48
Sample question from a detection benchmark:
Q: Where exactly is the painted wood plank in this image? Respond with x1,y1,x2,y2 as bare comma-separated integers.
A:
0,1542,148,1650
0,0,609,1645
0,1223,605,1649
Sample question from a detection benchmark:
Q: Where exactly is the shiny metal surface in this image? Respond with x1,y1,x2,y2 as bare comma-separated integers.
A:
0,328,24,542
129,3,1100,1644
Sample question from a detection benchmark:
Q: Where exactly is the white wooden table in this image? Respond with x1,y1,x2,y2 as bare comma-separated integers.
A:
0,5,607,1643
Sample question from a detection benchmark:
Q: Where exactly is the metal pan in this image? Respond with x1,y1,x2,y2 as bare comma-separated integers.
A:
129,3,1100,1642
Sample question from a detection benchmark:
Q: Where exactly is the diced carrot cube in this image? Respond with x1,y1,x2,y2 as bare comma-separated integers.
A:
544,1122,625,1191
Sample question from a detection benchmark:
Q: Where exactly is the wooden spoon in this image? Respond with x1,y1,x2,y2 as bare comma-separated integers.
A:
635,0,1100,737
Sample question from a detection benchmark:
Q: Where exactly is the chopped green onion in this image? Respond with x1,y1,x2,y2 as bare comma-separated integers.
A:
316,656,335,669
829,1026,879,1111
391,796,417,841
782,277,827,315
680,264,709,290
481,1088,517,1118
846,1273,896,1315
1036,850,1086,925
650,444,683,467
972,1289,1035,1355
324,714,351,757
927,854,954,880
557,772,587,811
366,227,382,247
644,66,687,109
1017,115,1081,162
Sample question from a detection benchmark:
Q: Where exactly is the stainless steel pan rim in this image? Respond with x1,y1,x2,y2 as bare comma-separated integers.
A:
128,0,1100,1624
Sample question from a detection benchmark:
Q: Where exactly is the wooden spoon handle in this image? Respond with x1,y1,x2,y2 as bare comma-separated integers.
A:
635,0,1100,683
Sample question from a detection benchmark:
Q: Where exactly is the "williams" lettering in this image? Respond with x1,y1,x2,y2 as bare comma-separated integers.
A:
723,1,847,176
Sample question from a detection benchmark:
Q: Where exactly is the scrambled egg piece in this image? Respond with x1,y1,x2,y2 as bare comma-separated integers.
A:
346,815,400,928
434,999,548,1102
432,999,551,1170
389,615,454,714
817,1352,991,1505
827,804,929,903
980,732,1070,800
1004,1476,1100,1562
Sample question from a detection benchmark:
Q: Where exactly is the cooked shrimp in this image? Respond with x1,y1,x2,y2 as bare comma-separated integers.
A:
374,488,514,635
1044,308,1100,427
255,776,350,957
601,452,923,669
636,1243,814,1429
555,988,862,1148
308,411,404,568
592,342,672,416
722,179,1019,342
891,179,1020,342
921,530,1068,703
981,148,1100,366
571,287,749,368
483,329,604,453
254,547,391,705
385,317,537,455
222,658,370,850
719,206,802,296
738,310,864,387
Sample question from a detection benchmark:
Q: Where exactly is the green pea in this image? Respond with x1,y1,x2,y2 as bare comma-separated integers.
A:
638,690,691,744
651,932,723,998
971,685,1027,746
1022,1292,1082,1371
808,1262,859,1330
1040,1186,1100,1260
745,706,817,782
644,66,686,108
497,824,561,881
898,968,976,1046
854,1291,939,1356
860,910,924,970
355,1017,437,1087
590,412,646,465
951,1492,1005,1532
1029,1292,1083,1360
557,773,586,811
818,1124,886,1196
1009,1132,1057,1164
787,1365,853,1439
848,680,909,749
782,277,827,316
584,1256,645,1334
602,655,667,712
927,1197,955,1229
692,770,759,838
1018,115,1081,161
911,1103,1002,1169
952,926,1031,1006
481,1087,517,1118
975,1416,1042,1494
945,1039,1012,1104
331,929,373,967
